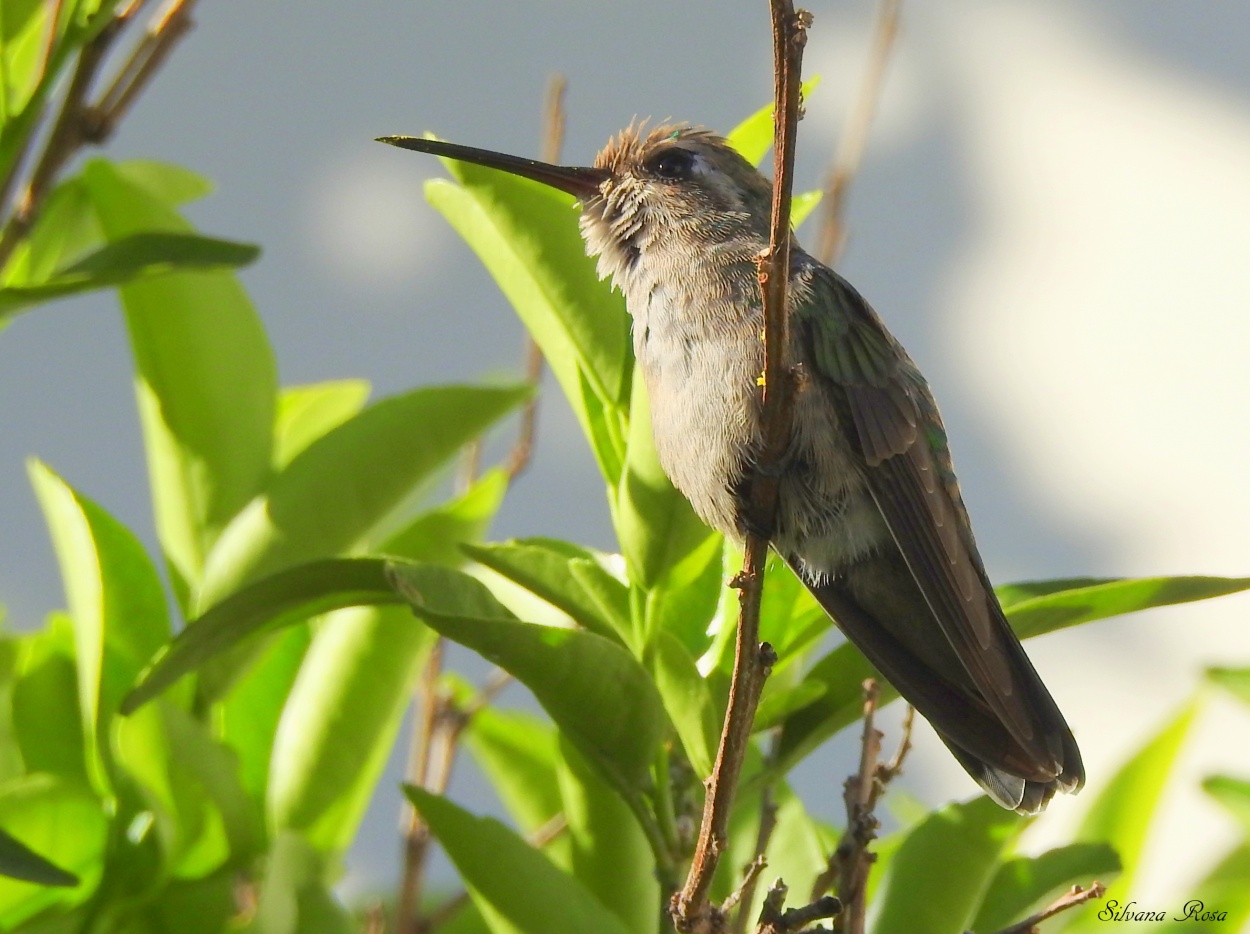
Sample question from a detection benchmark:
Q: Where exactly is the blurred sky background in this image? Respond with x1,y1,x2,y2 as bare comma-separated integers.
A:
2,0,1249,908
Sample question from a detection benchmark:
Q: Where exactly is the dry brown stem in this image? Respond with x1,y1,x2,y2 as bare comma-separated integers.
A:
669,3,810,932
814,0,900,267
804,683,914,934
0,0,198,271
989,882,1107,934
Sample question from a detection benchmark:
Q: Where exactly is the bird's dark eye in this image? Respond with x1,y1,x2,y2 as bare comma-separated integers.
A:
647,147,695,181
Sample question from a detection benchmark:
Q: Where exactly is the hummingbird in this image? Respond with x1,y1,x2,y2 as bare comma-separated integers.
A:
379,123,1084,813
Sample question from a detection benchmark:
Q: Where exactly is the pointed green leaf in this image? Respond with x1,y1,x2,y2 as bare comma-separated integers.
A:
113,160,214,207
464,707,563,836
267,604,435,854
971,843,1121,932
382,469,510,566
869,796,1024,934
0,829,77,887
82,158,277,600
423,175,630,480
557,739,659,934
648,632,717,778
199,384,529,609
727,77,822,166
246,831,355,934
791,190,823,229
0,775,106,925
1202,775,1250,834
28,460,171,793
274,380,371,469
1004,575,1250,639
404,785,632,934
1152,842,1250,934
217,624,311,805
1207,666,1250,707
425,158,631,408
1,178,99,289
122,558,400,712
461,539,625,643
1071,701,1199,915
388,562,667,796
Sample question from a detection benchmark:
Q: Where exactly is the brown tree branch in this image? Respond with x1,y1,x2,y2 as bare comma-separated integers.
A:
0,0,197,271
670,4,811,932
757,880,841,934
813,0,900,267
808,683,913,934
989,882,1107,934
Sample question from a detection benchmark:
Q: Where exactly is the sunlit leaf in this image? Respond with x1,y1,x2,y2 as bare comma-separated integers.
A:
388,562,667,798
82,158,278,602
404,786,632,934
1067,701,1199,925
727,77,822,166
557,739,659,934
971,843,1120,932
0,828,77,887
122,558,400,712
870,796,1024,934
267,605,435,854
273,380,371,469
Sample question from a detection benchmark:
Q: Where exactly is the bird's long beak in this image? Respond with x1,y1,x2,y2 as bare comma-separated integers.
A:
377,136,609,200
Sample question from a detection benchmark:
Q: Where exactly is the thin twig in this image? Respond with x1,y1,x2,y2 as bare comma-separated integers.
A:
397,639,446,934
0,0,195,271
757,879,841,934
91,0,198,139
670,5,811,932
813,0,900,267
989,882,1107,934
731,734,783,934
505,74,563,481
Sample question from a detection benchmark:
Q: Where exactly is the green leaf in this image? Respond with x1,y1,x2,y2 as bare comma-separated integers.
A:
1152,842,1250,934
199,384,529,609
424,175,630,478
791,190,823,229
82,158,278,602
869,796,1024,934
727,77,822,166
217,624,311,805
388,562,667,798
971,843,1121,932
0,829,77,886
771,639,880,782
462,539,626,643
113,160,215,206
11,620,87,784
273,380,371,469
464,707,564,837
383,468,510,566
404,786,632,934
1070,701,1199,920
28,460,171,794
647,631,717,778
0,775,106,926
557,739,659,934
267,604,436,854
1202,774,1250,834
122,558,401,713
1003,575,1250,639
425,159,632,409
245,831,355,934
1207,666,1250,707
1,178,99,289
